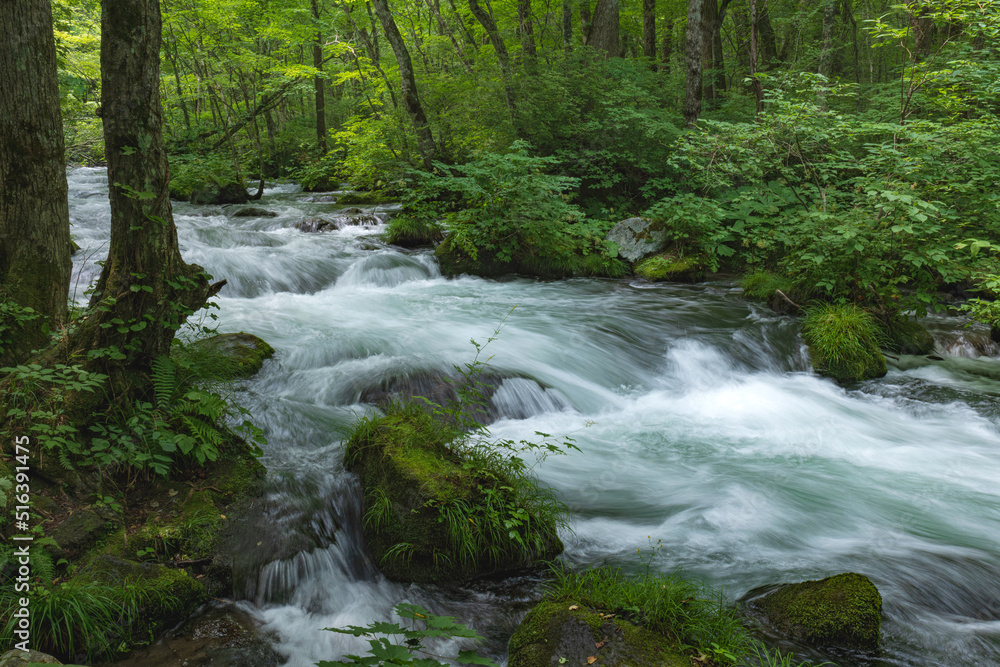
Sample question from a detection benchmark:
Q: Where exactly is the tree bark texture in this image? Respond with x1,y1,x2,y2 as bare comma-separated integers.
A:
371,0,437,168
588,0,621,57
643,0,657,62
518,0,536,61
0,0,72,367
312,0,328,155
580,3,592,45
819,0,837,76
684,0,704,125
79,0,210,373
562,0,573,52
661,20,673,71
468,0,517,116
749,0,764,113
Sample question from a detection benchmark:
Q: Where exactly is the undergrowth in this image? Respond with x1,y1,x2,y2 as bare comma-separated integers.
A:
802,304,887,382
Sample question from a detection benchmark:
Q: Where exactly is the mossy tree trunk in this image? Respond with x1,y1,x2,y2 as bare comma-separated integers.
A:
64,0,212,384
0,0,72,368
468,0,518,119
588,0,620,57
683,0,704,126
311,0,328,156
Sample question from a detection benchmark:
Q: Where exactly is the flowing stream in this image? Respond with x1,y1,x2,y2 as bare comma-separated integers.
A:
67,167,1000,667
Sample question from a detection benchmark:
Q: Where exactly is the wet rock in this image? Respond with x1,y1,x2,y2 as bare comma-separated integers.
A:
70,239,81,256
231,207,278,218
187,332,275,379
742,572,882,652
0,650,62,666
343,214,380,226
304,194,337,202
105,606,281,667
51,509,107,558
340,206,364,215
509,599,688,667
606,217,667,263
191,183,249,206
336,191,390,205
295,217,335,233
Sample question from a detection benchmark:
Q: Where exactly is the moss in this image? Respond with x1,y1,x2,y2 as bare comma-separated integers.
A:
336,191,391,205
345,402,563,583
75,555,206,649
750,573,882,651
508,599,689,667
385,216,444,247
183,332,275,379
435,236,627,280
882,314,935,355
741,270,794,301
803,304,887,382
634,251,704,282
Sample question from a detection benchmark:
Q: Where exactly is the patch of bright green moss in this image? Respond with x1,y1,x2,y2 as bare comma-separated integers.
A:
803,304,887,382
754,572,882,651
741,270,795,302
634,252,703,282
385,216,443,247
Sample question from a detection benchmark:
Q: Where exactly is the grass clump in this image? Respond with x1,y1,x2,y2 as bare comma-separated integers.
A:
634,252,704,282
741,271,795,302
384,215,444,247
802,304,887,382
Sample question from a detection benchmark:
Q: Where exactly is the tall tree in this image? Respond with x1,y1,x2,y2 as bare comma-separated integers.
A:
70,0,213,378
311,0,328,155
371,0,438,168
468,0,517,116
563,0,573,52
684,0,704,125
588,0,620,56
0,0,72,368
749,0,764,113
643,0,657,63
518,0,537,61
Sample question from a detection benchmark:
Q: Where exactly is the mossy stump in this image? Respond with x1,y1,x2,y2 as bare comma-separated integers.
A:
345,404,563,583
508,599,689,667
633,252,704,283
745,572,882,652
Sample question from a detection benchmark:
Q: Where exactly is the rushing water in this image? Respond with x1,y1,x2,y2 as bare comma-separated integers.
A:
67,168,1000,667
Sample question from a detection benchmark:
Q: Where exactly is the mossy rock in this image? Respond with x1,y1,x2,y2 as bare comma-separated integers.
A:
434,236,626,280
191,183,250,205
76,555,207,648
186,332,275,379
345,404,563,583
508,599,689,667
605,217,668,263
51,509,112,559
883,316,935,356
744,572,882,651
0,649,63,666
803,304,887,382
336,190,391,205
385,216,443,247
231,207,278,218
633,252,704,283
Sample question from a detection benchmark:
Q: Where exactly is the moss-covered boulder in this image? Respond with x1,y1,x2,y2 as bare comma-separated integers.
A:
345,402,564,583
803,304,887,382
0,649,63,666
634,251,704,283
187,332,275,379
51,509,112,559
883,316,936,355
508,600,689,667
190,183,250,205
336,191,391,205
77,556,207,648
605,217,667,263
743,573,882,651
434,236,627,280
231,207,277,218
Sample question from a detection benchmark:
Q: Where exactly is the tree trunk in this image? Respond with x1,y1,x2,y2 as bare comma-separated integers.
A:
468,0,517,116
563,0,573,52
311,0,327,155
642,0,656,62
661,19,673,71
756,0,777,67
74,0,211,376
701,0,717,100
749,0,764,113
588,0,620,56
580,3,592,45
684,0,704,126
518,0,536,61
370,0,438,168
0,0,72,368
819,0,836,77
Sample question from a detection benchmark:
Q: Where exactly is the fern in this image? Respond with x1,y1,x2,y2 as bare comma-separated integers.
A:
151,356,179,409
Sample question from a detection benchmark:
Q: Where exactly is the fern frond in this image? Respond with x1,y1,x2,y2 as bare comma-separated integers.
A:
151,356,178,409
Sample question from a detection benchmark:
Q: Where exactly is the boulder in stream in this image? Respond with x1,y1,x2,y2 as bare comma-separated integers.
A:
345,402,564,583
742,572,882,652
231,207,277,218
190,182,250,205
185,332,275,379
634,251,705,282
296,216,335,233
508,599,689,667
803,304,887,382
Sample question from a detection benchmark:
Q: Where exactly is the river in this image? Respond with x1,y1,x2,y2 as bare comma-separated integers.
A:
67,167,1000,667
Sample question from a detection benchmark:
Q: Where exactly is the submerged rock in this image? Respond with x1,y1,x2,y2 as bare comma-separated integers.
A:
187,332,275,379
606,217,667,263
190,183,249,206
743,572,882,651
231,207,277,218
508,599,689,667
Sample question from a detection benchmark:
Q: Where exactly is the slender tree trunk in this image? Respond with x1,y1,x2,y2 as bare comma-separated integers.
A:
0,0,72,367
468,0,517,116
370,0,438,168
311,0,328,155
684,0,704,126
701,0,717,100
580,3,592,45
819,0,836,77
749,0,764,113
562,0,573,52
661,19,673,71
73,0,212,376
643,0,657,64
588,0,620,56
518,0,537,61
756,0,777,67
